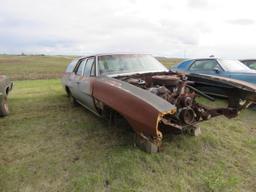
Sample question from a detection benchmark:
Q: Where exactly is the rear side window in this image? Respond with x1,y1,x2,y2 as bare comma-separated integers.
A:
242,60,256,70
76,60,86,76
249,63,256,70
190,60,220,71
66,59,78,73
83,57,95,77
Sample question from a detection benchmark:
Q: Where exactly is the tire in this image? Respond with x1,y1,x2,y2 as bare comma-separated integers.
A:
65,87,71,97
0,96,9,117
70,94,79,107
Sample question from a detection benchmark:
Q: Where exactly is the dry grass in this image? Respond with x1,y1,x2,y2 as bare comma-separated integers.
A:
0,55,73,80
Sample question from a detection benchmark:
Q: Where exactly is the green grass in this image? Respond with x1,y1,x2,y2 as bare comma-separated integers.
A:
0,79,255,192
0,55,255,191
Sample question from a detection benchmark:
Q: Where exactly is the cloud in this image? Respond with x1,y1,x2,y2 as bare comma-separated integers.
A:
227,19,255,26
0,0,256,58
0,0,199,55
187,0,208,8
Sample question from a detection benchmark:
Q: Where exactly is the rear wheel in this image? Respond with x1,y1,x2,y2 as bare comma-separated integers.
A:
65,86,71,97
65,87,78,107
0,96,9,117
70,94,79,107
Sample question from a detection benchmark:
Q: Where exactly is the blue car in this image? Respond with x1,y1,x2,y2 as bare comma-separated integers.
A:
171,58,256,84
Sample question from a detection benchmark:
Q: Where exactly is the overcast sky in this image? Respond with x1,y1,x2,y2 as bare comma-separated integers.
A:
0,0,256,58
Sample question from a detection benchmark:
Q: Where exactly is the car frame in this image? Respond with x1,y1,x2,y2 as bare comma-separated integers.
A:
62,54,256,152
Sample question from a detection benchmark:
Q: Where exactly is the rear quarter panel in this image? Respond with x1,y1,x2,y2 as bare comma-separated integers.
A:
229,73,256,84
61,72,71,87
0,75,12,96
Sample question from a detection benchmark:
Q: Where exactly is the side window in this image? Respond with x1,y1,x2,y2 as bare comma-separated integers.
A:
83,57,95,77
91,62,95,76
247,61,256,69
66,59,78,72
76,60,86,76
249,63,256,70
190,60,220,71
177,60,193,69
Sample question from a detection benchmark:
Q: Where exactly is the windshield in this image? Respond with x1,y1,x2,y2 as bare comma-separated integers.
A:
98,54,168,75
218,59,252,72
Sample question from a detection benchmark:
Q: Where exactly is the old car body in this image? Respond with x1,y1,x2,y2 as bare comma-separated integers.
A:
0,75,13,117
62,54,256,152
240,59,256,70
171,58,256,84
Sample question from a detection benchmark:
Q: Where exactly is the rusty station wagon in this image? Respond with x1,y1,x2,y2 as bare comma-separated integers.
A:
62,54,256,152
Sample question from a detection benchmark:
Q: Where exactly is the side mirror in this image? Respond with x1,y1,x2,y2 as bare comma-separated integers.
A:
213,67,220,74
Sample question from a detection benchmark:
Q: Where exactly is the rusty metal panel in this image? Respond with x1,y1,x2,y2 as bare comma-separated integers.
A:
92,77,176,140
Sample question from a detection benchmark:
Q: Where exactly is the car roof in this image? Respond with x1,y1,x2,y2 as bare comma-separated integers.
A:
75,53,150,60
184,58,246,63
179,58,218,62
191,58,219,61
240,59,256,61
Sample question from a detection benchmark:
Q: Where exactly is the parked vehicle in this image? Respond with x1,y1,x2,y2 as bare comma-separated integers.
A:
62,54,256,152
240,59,256,70
0,75,13,117
171,58,256,84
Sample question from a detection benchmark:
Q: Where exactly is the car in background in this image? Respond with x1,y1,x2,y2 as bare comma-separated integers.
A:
171,58,256,85
62,54,256,152
240,59,256,70
0,75,13,117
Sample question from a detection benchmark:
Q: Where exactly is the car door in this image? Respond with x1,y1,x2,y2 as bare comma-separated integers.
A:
69,59,87,99
188,60,228,96
76,57,98,113
189,59,224,76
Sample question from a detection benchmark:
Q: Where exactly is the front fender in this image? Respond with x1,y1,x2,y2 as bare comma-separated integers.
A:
92,77,176,140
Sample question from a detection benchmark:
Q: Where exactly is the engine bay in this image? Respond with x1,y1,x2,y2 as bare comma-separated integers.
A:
116,72,240,129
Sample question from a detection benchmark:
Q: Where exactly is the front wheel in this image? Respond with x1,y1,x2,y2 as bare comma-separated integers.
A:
0,96,9,117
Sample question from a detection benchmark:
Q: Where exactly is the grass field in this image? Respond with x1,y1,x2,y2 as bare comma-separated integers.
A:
0,55,181,80
0,55,73,80
0,56,256,192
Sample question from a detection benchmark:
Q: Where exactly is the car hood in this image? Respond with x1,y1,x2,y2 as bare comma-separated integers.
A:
187,73,256,103
189,73,256,89
107,70,169,78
